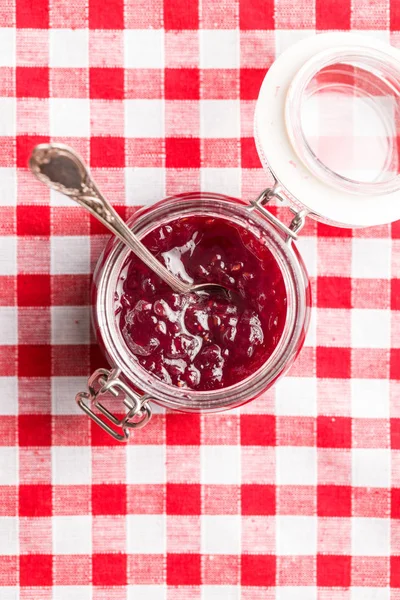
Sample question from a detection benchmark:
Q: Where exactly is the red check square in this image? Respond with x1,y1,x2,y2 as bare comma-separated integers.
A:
391,419,400,449
16,0,49,28
241,137,261,168
241,415,276,446
318,277,352,309
16,67,49,98
318,485,352,516
167,553,201,585
391,489,400,518
391,556,400,587
240,0,274,28
165,69,199,100
90,68,124,100
167,484,201,515
18,345,51,377
316,0,351,29
317,416,352,448
19,415,51,446
317,347,351,378
90,137,125,168
317,555,351,587
17,205,50,236
89,0,124,28
241,554,276,586
242,484,276,515
19,484,52,517
166,138,200,168
92,484,127,515
240,69,266,100
164,0,199,29
20,554,52,586
166,413,200,445
17,274,50,307
92,553,127,586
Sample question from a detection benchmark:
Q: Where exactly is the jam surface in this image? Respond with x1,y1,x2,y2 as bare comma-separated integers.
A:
115,216,287,391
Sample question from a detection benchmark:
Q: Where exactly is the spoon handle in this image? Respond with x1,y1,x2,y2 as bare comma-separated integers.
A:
29,143,190,294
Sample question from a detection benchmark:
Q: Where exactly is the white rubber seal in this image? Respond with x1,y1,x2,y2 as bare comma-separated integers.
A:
255,32,400,227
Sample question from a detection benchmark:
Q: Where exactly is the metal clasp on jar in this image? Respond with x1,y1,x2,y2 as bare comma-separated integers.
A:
249,185,307,244
76,368,152,441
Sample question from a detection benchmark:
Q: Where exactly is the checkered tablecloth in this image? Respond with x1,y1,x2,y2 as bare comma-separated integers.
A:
1,0,400,598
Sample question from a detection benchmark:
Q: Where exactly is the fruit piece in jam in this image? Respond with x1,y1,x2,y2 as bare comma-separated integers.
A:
115,216,287,391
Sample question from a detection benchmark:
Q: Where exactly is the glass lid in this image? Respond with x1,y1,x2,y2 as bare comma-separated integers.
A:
255,33,400,227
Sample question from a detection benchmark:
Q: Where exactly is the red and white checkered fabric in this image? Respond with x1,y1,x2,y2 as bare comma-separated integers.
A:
1,0,400,598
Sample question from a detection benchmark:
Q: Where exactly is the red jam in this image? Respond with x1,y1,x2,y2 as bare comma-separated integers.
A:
115,216,287,391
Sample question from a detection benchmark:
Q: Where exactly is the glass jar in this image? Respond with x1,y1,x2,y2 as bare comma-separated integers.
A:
76,32,400,440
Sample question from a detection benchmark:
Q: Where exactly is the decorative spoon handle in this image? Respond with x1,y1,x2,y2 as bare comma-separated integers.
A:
29,143,190,294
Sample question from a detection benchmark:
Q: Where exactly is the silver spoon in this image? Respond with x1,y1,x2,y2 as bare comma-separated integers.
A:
29,143,228,297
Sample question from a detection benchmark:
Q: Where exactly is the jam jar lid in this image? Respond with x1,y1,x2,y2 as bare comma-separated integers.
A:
255,32,400,228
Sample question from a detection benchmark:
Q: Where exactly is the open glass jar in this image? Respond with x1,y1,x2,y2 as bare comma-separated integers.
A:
76,32,400,440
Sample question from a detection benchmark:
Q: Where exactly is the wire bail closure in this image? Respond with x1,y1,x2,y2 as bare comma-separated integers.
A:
76,368,152,441
249,186,307,244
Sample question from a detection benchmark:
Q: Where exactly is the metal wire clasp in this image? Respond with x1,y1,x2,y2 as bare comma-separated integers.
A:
76,368,152,441
249,186,307,244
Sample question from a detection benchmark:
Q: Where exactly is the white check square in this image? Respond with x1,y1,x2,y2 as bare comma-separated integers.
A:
277,516,317,555
277,588,317,600
0,377,17,415
0,517,17,554
0,99,15,136
0,168,16,206
51,306,90,345
351,589,389,600
124,30,164,68
51,237,90,275
53,516,92,554
0,307,16,344
351,309,390,349
201,446,241,484
351,379,389,418
276,447,317,485
200,30,239,68
53,587,92,600
127,446,165,484
52,446,91,485
201,515,241,554
352,517,390,556
127,587,166,600
0,237,16,275
352,448,390,487
0,448,17,485
276,377,317,416
0,28,15,66
275,29,315,56
125,168,165,206
200,168,241,198
49,29,88,67
201,586,240,600
50,99,90,137
295,237,317,277
0,588,18,600
127,515,165,553
352,239,391,279
52,377,88,415
201,100,240,138
125,100,164,138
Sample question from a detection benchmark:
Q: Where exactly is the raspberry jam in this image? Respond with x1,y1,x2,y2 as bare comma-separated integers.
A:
115,216,287,391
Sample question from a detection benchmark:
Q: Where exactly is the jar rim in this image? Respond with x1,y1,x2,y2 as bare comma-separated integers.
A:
93,193,309,412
